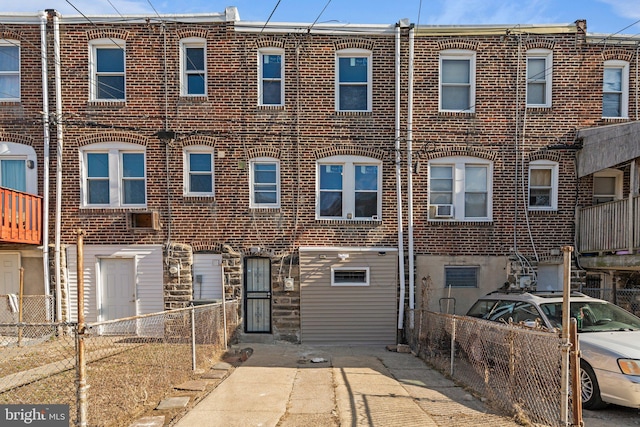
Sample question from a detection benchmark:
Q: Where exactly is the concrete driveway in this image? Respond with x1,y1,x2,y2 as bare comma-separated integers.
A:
169,342,521,427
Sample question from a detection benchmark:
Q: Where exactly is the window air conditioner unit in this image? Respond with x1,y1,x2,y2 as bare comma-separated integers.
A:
433,204,454,218
130,211,161,230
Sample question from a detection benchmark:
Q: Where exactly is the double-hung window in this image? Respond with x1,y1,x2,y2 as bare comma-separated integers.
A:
336,49,372,112
317,155,381,220
602,60,629,118
429,157,492,221
258,48,284,106
181,38,206,96
250,158,280,208
439,50,475,113
89,39,125,101
0,40,20,100
82,144,146,207
528,160,558,210
593,168,623,204
526,49,552,107
184,147,214,196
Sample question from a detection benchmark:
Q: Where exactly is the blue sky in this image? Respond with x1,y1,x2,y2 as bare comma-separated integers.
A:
2,0,639,34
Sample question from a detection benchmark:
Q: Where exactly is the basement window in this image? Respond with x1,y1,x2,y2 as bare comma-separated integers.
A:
444,266,478,288
331,267,370,286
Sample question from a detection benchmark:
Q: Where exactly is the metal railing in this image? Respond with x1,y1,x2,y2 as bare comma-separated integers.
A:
405,309,572,427
0,300,240,426
579,286,640,317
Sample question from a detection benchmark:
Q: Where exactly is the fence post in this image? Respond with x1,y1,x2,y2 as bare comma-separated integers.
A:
570,318,583,426
222,299,228,351
450,316,456,377
560,245,574,426
76,229,88,427
191,306,197,371
18,267,24,347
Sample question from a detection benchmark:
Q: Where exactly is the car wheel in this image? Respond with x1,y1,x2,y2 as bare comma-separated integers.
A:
580,361,608,410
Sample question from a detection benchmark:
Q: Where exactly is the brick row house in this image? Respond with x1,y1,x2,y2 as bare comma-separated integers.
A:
1,7,639,343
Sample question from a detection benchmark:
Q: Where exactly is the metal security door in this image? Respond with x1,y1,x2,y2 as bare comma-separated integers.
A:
244,257,271,333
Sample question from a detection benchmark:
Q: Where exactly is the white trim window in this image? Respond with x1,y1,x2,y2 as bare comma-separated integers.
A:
249,157,280,208
81,143,146,208
317,155,382,220
526,49,552,107
89,39,125,101
258,48,284,106
336,49,372,112
0,40,20,100
183,146,214,196
428,156,492,221
528,160,558,210
0,142,38,194
180,38,206,96
331,266,370,286
593,168,623,204
602,60,629,118
439,49,475,113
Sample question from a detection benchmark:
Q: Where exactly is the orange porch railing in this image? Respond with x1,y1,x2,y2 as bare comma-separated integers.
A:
0,187,43,245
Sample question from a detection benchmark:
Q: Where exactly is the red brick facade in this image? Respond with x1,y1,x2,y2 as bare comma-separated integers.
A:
1,11,639,340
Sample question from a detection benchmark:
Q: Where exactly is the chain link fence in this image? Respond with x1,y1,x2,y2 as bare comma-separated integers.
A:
406,309,571,427
0,299,240,426
580,287,640,317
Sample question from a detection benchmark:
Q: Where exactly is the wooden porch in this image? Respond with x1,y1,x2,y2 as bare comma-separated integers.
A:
0,187,43,245
577,196,640,255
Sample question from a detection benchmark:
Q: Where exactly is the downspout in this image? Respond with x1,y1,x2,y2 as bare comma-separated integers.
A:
395,22,406,330
407,24,415,321
39,11,50,299
52,11,64,322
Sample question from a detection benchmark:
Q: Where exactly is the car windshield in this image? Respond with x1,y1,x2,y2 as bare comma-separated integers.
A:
540,301,640,332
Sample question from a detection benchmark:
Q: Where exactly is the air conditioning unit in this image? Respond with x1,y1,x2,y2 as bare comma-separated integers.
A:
130,211,161,230
433,204,454,218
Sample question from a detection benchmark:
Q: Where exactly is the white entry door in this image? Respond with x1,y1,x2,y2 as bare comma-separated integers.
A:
0,253,20,295
99,258,136,333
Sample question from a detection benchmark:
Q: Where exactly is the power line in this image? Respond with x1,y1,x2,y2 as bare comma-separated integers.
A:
261,0,282,33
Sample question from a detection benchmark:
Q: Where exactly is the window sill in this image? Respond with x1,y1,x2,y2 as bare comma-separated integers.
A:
250,207,281,212
334,111,372,117
257,105,285,110
79,207,148,214
0,100,21,105
316,218,381,225
438,111,475,117
528,209,558,214
427,219,493,226
87,100,126,108
179,95,208,103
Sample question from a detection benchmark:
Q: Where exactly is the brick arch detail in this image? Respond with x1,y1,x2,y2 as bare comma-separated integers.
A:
76,131,149,147
525,38,555,50
191,242,226,252
180,135,217,148
1,30,21,41
528,150,561,163
255,37,285,49
314,145,385,160
247,147,280,159
0,132,34,147
86,28,129,41
425,146,497,161
601,49,634,62
334,39,375,51
438,39,479,51
176,28,209,39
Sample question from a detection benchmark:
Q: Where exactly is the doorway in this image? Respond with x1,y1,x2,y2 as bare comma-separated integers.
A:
244,257,271,333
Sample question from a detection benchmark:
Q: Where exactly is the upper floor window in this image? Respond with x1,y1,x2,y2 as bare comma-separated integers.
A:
183,146,214,196
89,39,125,101
180,38,206,96
429,156,492,221
250,158,280,208
336,49,372,112
0,142,37,194
528,160,558,210
526,49,552,107
317,155,381,220
258,48,284,106
593,168,623,204
439,50,475,113
602,60,629,118
81,144,145,208
0,41,19,100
